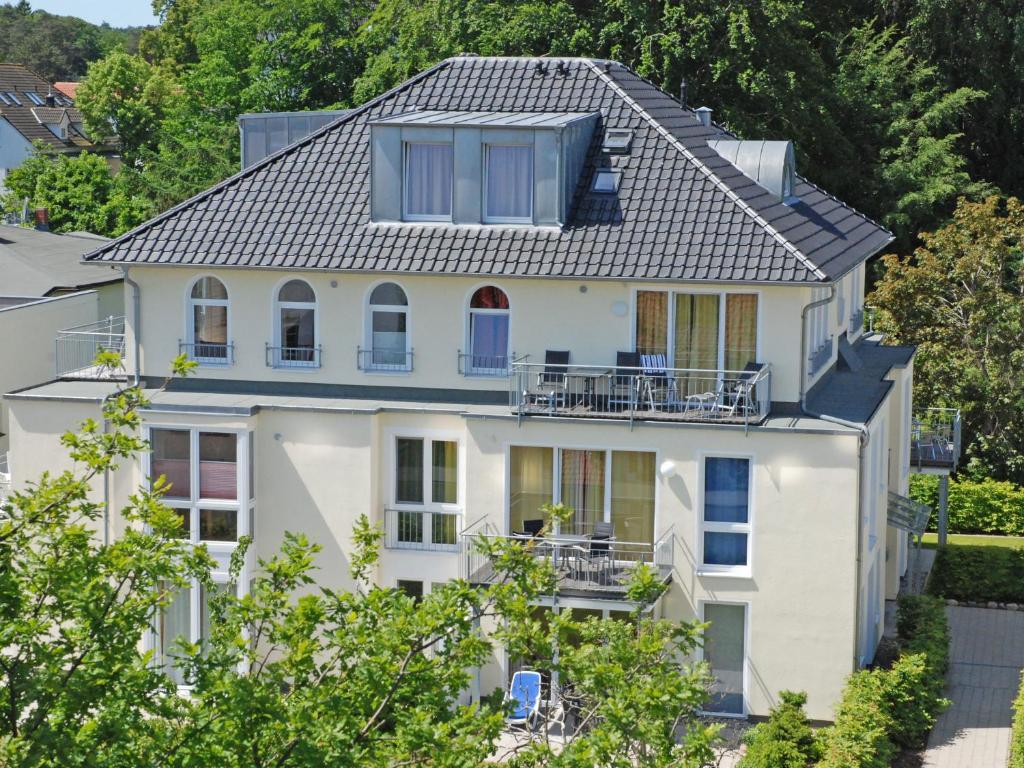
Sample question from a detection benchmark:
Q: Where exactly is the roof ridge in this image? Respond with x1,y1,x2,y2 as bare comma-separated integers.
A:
84,59,455,262
588,61,827,282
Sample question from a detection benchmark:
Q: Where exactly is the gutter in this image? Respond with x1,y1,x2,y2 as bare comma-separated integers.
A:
799,284,869,671
120,266,140,385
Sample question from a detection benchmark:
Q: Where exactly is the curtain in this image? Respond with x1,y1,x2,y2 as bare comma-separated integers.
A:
725,294,758,371
635,291,668,356
193,305,227,348
611,451,655,545
509,446,552,533
396,438,424,503
703,531,748,566
199,433,236,500
703,604,745,714
431,440,458,504
152,429,190,499
560,449,605,533
406,143,452,217
486,145,533,219
281,308,314,349
704,457,749,523
674,293,720,395
470,312,509,368
160,585,191,685
372,309,407,364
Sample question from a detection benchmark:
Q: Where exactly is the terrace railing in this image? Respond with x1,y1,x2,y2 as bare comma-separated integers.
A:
357,347,414,372
384,508,460,552
179,340,234,365
265,343,322,369
510,359,771,427
911,407,962,471
55,316,126,380
457,350,512,377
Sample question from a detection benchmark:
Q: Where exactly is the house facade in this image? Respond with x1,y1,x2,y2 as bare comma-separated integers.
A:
3,57,926,721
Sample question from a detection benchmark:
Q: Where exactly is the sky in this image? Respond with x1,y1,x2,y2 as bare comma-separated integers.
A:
18,0,158,27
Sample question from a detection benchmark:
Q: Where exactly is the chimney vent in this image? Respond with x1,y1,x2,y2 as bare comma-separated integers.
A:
679,79,687,108
695,106,713,127
44,91,56,107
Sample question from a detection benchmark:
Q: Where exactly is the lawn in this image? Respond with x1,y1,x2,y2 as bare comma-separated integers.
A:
921,532,1024,549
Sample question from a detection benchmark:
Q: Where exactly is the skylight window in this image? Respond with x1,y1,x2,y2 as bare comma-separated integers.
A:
601,128,633,154
0,93,8,105
591,170,621,194
4,91,21,105
25,92,44,105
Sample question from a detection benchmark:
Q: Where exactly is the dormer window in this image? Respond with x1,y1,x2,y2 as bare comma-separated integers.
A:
403,143,452,221
592,170,621,193
484,145,533,223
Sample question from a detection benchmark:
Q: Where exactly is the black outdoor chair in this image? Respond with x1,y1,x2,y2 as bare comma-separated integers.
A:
534,350,570,410
521,518,545,537
609,351,641,409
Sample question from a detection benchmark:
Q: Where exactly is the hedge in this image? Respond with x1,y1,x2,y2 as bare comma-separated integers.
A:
926,544,1024,603
1012,672,1024,768
910,474,1024,536
817,595,949,767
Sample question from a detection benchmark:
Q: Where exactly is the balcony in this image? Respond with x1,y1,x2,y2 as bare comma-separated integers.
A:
357,347,414,373
509,359,771,426
55,316,127,380
911,407,961,473
457,350,511,377
265,343,322,369
179,340,235,365
383,508,459,552
461,520,674,599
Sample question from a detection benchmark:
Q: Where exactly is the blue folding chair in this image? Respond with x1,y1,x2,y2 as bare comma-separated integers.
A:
505,669,542,729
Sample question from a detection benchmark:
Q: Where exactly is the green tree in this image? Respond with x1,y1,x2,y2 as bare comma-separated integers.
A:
872,195,1024,482
77,51,178,162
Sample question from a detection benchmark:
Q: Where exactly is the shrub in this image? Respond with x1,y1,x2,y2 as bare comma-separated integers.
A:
926,544,1024,603
910,474,1024,536
817,670,895,768
739,690,822,768
1012,672,1024,768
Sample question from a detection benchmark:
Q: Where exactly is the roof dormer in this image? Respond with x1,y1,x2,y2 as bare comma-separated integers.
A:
708,139,798,204
369,110,599,227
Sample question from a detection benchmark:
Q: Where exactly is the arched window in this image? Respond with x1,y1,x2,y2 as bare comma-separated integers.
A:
466,286,510,375
273,279,319,367
364,282,410,371
187,276,230,363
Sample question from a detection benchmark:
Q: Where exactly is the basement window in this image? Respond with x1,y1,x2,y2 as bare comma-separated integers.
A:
591,170,621,194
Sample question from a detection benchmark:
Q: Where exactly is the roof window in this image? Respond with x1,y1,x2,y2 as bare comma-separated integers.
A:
591,170,621,194
4,91,21,106
25,92,44,106
602,128,633,154
0,93,8,105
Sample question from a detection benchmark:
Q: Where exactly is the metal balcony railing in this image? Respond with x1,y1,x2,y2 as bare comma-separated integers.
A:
265,343,322,368
55,316,126,380
357,347,413,372
461,519,674,597
911,407,962,471
179,340,234,364
384,508,460,552
509,359,771,427
457,350,511,377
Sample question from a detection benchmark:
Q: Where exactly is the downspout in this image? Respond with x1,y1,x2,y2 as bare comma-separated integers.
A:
120,266,141,386
799,283,870,670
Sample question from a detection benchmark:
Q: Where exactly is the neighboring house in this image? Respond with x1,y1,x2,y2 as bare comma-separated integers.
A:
53,81,79,100
2,57,956,721
0,64,117,192
0,224,120,464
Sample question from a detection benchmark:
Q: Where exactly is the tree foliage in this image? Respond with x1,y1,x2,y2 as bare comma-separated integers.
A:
871,196,1024,483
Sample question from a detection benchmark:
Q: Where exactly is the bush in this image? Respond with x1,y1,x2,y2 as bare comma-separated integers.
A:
910,474,1024,536
1012,672,1024,768
926,544,1024,603
739,691,822,768
817,595,949,765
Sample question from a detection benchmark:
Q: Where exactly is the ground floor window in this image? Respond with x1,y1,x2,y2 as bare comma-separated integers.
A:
157,579,234,686
702,602,746,715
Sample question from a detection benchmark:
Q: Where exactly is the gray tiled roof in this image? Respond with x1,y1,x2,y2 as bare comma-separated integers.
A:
806,336,915,424
0,64,107,152
85,57,893,284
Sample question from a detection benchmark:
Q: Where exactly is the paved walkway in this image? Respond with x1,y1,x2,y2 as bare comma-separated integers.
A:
922,606,1024,767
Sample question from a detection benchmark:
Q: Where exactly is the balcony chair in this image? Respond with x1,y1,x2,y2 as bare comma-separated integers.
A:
505,670,543,730
533,350,570,412
569,521,615,586
715,362,763,418
609,351,641,410
520,518,545,537
639,353,679,411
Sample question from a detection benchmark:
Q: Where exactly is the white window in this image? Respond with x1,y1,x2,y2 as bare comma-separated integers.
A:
699,456,752,575
186,276,231,363
389,435,460,550
363,282,410,371
404,142,452,221
157,580,234,686
701,602,747,715
808,286,832,368
272,279,319,368
465,285,510,375
484,144,533,222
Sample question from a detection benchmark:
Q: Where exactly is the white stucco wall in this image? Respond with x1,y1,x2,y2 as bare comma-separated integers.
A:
0,117,34,193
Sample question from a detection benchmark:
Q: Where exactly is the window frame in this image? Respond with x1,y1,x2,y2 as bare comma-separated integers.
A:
363,280,412,372
185,275,232,365
696,453,754,578
631,287,762,373
271,278,319,369
155,577,237,688
465,284,511,376
389,430,463,514
483,142,535,224
402,141,454,222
